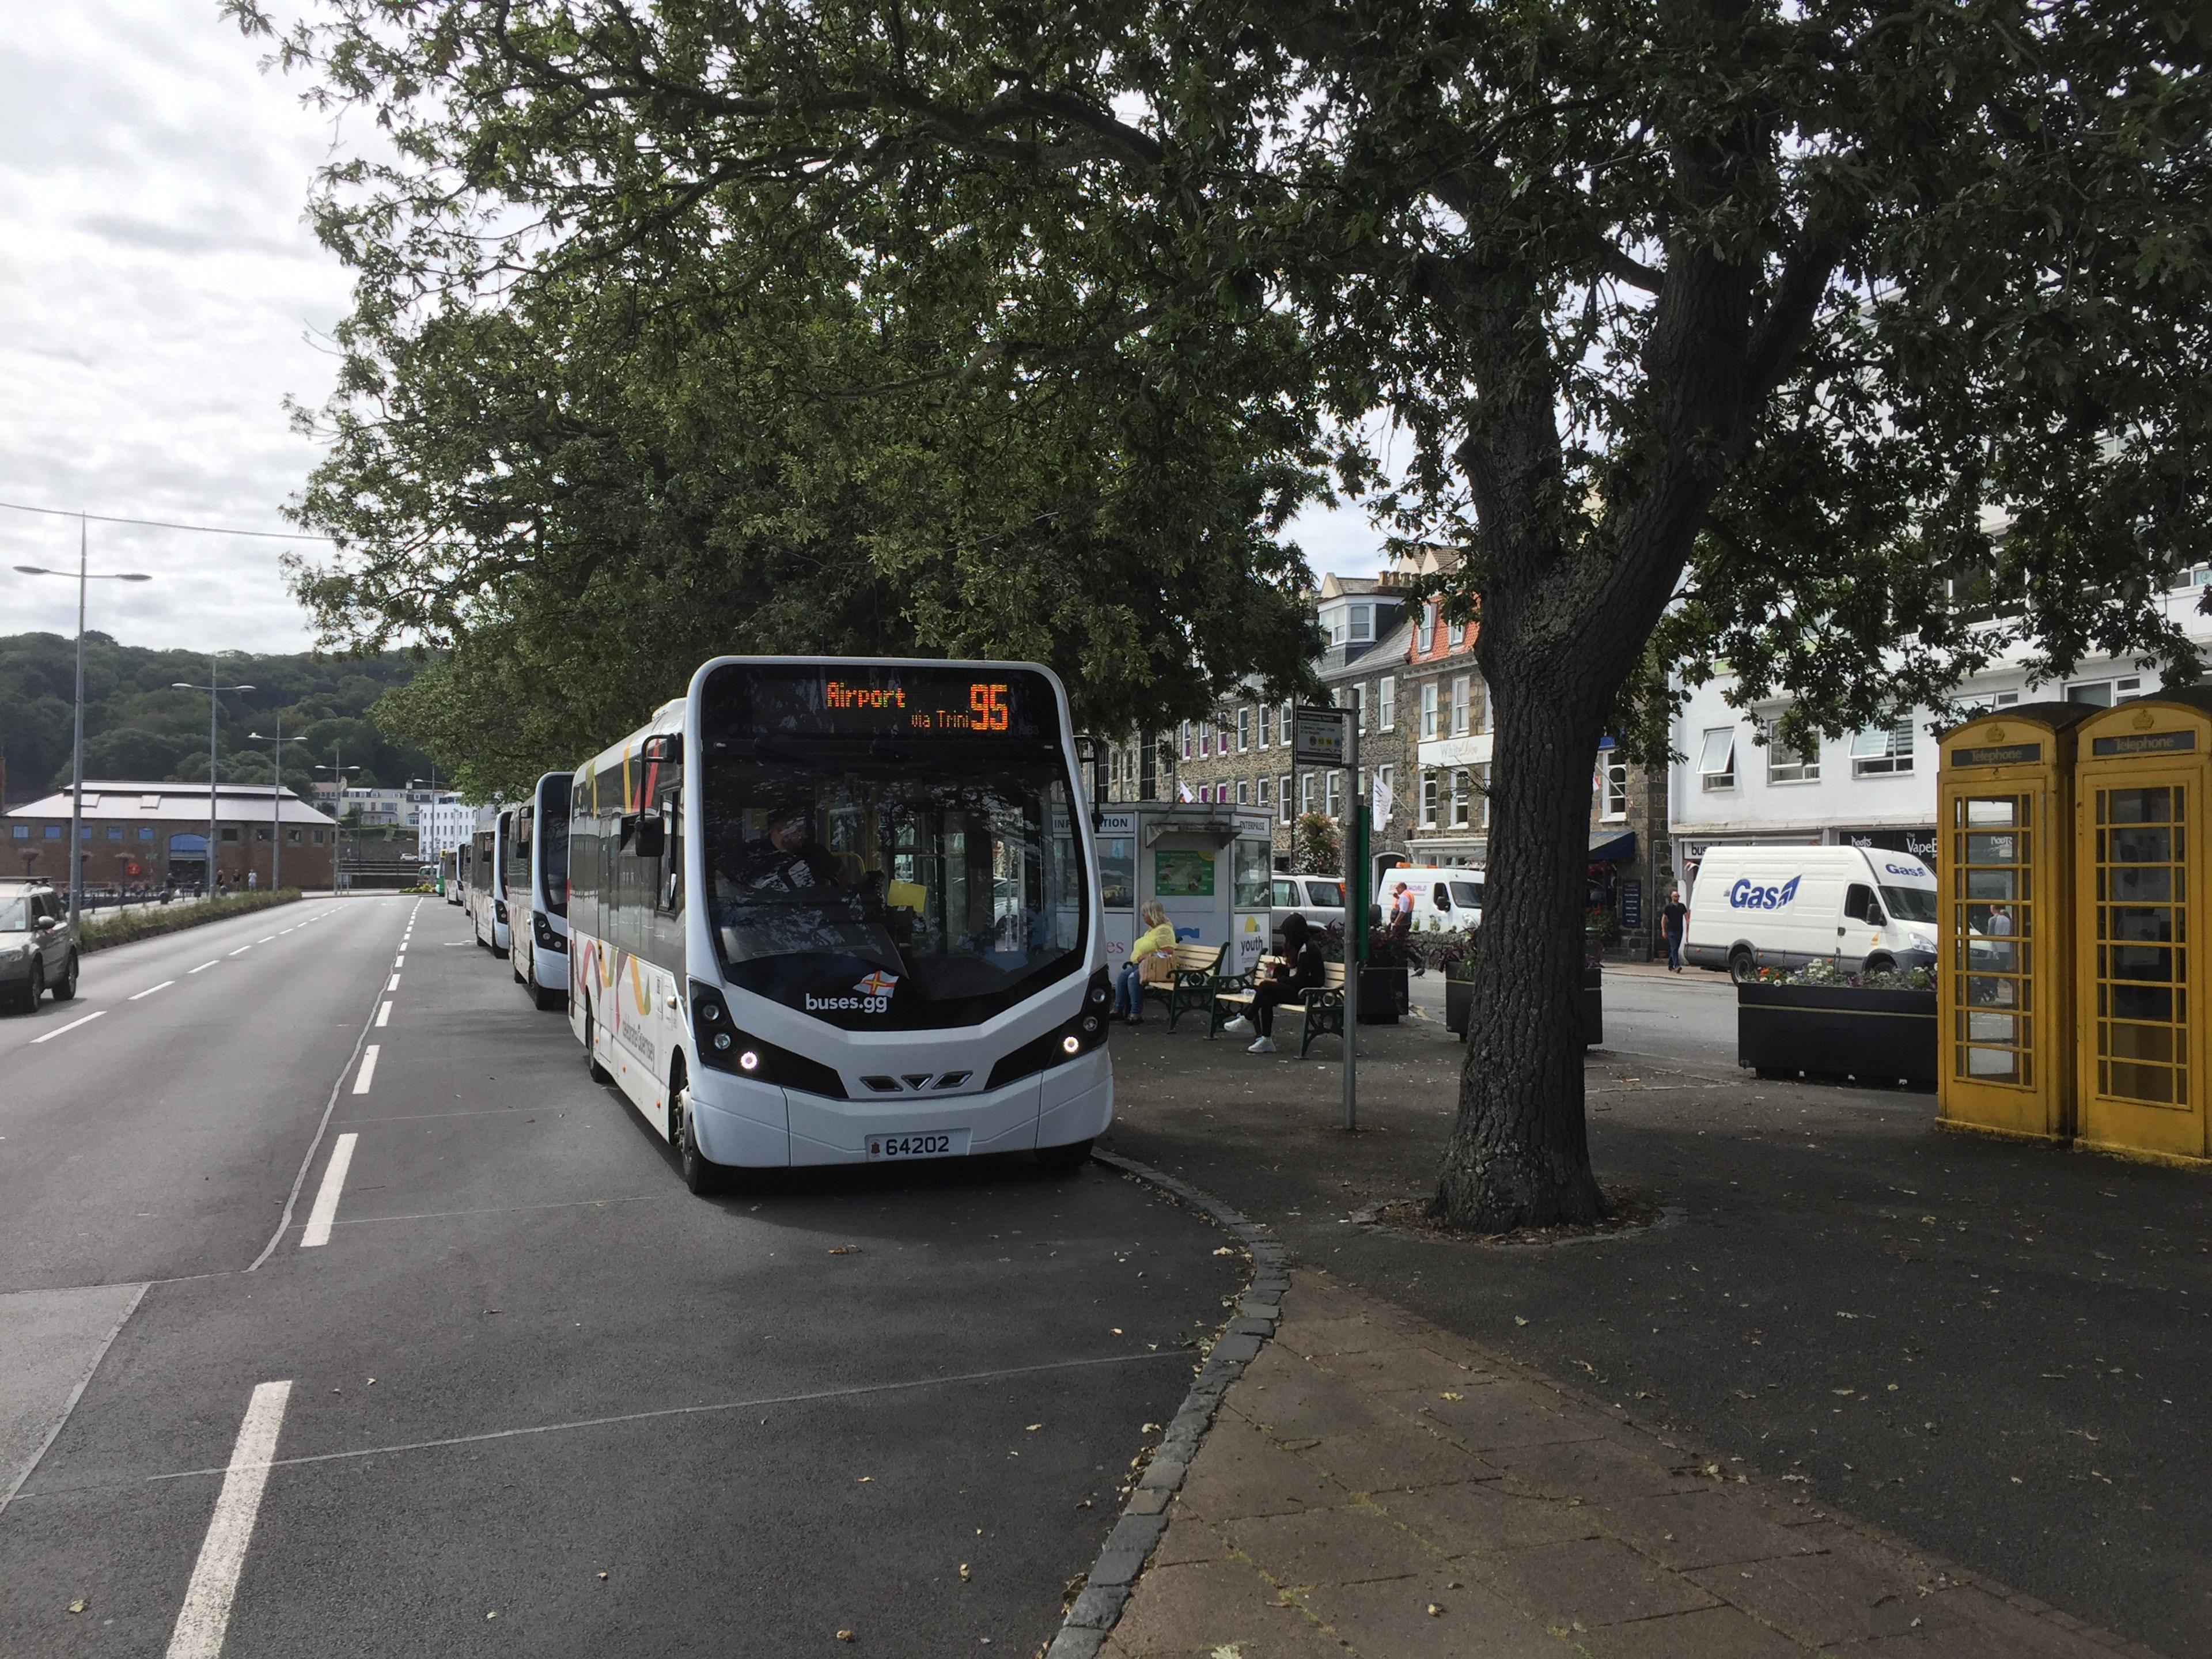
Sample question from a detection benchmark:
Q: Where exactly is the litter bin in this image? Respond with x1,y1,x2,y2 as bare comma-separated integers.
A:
2071,690,2212,1165
1935,701,2094,1143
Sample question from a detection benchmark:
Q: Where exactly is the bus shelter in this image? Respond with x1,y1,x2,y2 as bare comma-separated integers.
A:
1936,702,2094,1143
2070,689,2212,1165
1096,804,1275,980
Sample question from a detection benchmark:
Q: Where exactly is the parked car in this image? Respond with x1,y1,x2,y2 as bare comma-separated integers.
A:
1270,876,1344,946
0,879,81,1012
1683,844,1938,983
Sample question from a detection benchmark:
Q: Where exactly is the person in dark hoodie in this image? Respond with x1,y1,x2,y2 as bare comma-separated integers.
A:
1221,912,1326,1055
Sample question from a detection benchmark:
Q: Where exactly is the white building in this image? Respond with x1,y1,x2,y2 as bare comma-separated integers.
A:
1669,581,2212,899
419,794,473,860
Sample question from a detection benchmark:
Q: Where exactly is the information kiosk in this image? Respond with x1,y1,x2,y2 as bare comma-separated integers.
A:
1096,804,1275,979
2071,689,2212,1165
1935,702,2094,1143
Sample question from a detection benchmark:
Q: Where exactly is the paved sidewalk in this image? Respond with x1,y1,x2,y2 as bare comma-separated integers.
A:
1105,1270,2157,1658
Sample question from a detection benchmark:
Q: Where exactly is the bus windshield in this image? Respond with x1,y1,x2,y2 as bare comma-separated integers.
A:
700,664,1085,1030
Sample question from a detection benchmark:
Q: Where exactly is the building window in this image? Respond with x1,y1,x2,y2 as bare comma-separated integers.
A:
1699,728,1738,791
1450,770,1471,828
1850,720,1916,777
1300,774,1314,815
287,828,301,844
44,825,61,840
2066,675,2143,707
1451,676,1471,736
1281,699,1293,741
1354,683,1368,732
1278,775,1292,822
1324,772,1343,819
1258,777,1272,808
1236,778,1250,805
1259,703,1272,748
313,830,326,844
1602,757,1628,820
1421,683,1440,739
255,826,272,842
105,825,123,841
1420,603,1438,655
1236,708,1251,751
1350,604,1372,642
1377,676,1396,730
1765,727,1821,784
1141,741,1158,800
137,825,154,841
1181,721,1192,760
8,825,23,840
1421,771,1440,828
1473,763,1493,828
220,827,240,843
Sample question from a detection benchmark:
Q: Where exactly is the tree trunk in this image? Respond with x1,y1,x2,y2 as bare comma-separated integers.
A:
1432,651,1610,1230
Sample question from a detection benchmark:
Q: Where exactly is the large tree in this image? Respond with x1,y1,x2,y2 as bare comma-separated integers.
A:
237,0,2211,1229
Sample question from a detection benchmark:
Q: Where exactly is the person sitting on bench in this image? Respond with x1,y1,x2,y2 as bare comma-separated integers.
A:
1222,913,1324,1054
1113,900,1175,1023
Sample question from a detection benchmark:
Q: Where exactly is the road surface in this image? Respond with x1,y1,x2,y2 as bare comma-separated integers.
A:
0,895,1238,1655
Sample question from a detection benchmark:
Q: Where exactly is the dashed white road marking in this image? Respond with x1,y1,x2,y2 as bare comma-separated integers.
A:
300,1133,359,1248
130,981,175,1001
351,1047,379,1096
393,955,405,968
257,935,276,944
31,1011,105,1044
162,1379,291,1659
385,974,400,992
188,961,218,974
227,946,251,957
376,1001,392,1028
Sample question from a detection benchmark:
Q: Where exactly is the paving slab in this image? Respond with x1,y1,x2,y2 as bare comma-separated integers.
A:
1100,1268,2161,1658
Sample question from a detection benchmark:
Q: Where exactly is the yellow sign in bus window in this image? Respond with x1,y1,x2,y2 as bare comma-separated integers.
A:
1955,794,2032,1085
2093,785,2188,1109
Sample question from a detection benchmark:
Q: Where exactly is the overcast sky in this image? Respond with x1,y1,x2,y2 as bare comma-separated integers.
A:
0,5,1384,660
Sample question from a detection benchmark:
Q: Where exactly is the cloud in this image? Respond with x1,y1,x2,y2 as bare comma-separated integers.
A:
0,3,358,656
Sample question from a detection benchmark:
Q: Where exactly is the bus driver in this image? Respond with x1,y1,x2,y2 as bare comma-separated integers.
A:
718,800,844,900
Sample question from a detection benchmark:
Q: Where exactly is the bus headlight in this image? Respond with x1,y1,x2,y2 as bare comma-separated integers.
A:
532,912,560,951
688,980,846,1098
988,969,1114,1088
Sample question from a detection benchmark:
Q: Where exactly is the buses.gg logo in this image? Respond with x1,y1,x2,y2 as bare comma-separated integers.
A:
1728,876,1802,910
805,969,899,1014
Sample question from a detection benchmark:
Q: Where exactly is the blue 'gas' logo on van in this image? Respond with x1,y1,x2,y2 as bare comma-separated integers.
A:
1728,876,1802,910
1883,862,1927,879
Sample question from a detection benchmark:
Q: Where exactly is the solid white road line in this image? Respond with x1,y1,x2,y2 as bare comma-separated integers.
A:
351,1047,379,1096
130,980,175,1001
189,960,218,974
31,1011,105,1044
300,1134,359,1248
162,1380,291,1659
376,1001,392,1028
385,974,400,991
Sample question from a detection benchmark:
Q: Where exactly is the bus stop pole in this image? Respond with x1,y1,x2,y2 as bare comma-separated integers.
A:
1343,716,1361,1131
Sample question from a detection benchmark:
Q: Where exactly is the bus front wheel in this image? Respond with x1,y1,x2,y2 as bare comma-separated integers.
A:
673,1078,722,1195
1036,1137,1094,1175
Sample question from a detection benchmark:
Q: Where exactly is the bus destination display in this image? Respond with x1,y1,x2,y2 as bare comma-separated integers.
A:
706,664,1055,741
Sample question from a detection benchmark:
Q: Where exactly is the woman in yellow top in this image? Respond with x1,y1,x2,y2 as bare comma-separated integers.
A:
1113,900,1175,1024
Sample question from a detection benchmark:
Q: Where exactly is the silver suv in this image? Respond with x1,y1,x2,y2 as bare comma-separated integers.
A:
0,880,81,1012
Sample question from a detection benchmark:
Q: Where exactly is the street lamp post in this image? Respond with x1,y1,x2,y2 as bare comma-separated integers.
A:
317,755,362,893
15,516,152,926
248,719,309,892
171,658,255,897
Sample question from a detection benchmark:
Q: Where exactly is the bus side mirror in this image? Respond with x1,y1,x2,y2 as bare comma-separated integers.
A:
635,810,666,859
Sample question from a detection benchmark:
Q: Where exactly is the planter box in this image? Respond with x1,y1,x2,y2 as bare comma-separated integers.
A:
1443,971,1599,1044
1737,983,1936,1086
1358,965,1406,1024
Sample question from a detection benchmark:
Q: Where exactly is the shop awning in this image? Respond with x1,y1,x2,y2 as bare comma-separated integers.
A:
1588,829,1638,863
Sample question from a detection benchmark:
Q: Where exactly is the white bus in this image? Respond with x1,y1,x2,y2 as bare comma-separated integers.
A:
507,771,572,1010
469,803,513,956
566,657,1111,1191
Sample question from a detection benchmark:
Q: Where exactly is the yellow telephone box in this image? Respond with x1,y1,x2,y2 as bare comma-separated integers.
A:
2071,690,2212,1165
1936,703,2094,1142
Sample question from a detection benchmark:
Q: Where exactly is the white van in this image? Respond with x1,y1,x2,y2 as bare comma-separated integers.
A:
1683,845,1938,982
1384,865,1485,932
1270,875,1344,945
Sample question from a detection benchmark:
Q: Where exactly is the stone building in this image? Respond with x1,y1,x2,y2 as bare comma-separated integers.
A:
3,781,339,892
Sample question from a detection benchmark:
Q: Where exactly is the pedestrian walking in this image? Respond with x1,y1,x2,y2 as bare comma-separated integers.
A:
1661,888,1689,973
